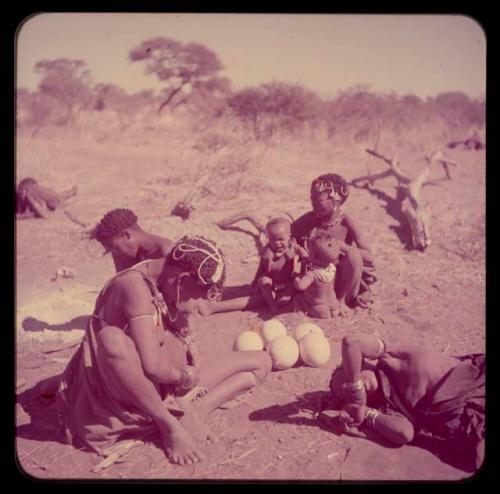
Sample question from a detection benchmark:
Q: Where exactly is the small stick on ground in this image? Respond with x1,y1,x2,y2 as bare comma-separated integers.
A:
92,440,143,473
42,340,82,354
219,447,257,466
64,209,88,228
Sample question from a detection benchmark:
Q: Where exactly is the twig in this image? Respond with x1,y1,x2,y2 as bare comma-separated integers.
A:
219,447,257,465
42,340,82,354
64,209,88,228
92,440,143,473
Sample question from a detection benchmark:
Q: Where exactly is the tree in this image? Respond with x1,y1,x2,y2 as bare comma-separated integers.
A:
228,82,323,139
35,58,93,125
129,37,224,113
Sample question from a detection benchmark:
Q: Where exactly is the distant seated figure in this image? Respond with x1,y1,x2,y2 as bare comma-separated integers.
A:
16,177,78,219
93,208,175,272
255,217,308,315
293,231,342,318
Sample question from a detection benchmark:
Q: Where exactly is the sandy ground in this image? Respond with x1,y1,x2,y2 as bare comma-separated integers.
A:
15,129,485,481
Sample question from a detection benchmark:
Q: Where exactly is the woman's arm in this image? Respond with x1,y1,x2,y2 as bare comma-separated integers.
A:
341,334,385,383
120,274,193,385
343,214,375,266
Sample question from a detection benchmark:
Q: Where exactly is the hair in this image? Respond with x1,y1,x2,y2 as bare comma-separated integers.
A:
93,208,138,246
165,235,227,295
266,217,291,233
18,177,38,190
310,173,349,205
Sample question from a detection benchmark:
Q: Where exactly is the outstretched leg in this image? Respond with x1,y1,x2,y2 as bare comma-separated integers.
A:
189,350,272,417
95,325,204,466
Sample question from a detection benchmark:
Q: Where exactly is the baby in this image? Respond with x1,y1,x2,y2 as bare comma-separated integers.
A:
255,217,308,314
293,231,342,318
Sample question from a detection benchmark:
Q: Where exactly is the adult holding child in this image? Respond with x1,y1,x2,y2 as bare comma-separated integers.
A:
291,173,376,312
39,235,271,466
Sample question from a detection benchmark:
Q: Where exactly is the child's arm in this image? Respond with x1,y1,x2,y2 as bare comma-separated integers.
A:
294,271,314,291
260,246,274,274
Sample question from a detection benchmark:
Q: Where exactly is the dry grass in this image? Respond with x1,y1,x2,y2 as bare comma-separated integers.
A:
15,117,485,481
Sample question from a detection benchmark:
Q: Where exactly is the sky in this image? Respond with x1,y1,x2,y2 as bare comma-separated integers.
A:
16,13,486,99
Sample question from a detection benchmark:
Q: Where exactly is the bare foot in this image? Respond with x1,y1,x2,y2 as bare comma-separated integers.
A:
162,426,205,466
333,301,350,317
176,396,217,445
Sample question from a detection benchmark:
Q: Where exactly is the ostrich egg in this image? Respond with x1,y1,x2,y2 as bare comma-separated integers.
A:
267,335,299,370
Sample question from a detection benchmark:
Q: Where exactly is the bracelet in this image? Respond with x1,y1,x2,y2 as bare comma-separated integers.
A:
364,408,380,428
343,379,364,392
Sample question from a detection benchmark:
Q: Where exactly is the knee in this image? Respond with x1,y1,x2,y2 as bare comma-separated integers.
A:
97,326,133,360
345,247,363,270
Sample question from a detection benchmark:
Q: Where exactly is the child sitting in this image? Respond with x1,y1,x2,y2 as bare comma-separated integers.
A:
293,231,343,318
255,217,308,314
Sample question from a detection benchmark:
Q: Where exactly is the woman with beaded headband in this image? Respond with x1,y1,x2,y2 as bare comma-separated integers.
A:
321,334,484,472
291,173,376,313
38,235,271,466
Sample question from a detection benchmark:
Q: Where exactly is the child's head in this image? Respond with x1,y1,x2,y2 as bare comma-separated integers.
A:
163,235,226,302
93,208,142,257
308,231,341,267
17,177,38,200
310,173,349,219
266,217,292,254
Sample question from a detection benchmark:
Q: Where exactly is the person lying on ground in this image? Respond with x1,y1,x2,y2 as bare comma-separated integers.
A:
321,334,485,471
93,208,174,272
293,231,344,318
16,177,78,219
38,235,272,466
255,217,308,315
291,173,376,310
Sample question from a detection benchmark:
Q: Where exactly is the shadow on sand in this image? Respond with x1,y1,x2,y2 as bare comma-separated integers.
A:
248,390,475,473
22,315,90,333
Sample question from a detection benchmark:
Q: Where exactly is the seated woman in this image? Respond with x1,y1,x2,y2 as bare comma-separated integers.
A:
39,235,272,466
16,177,78,219
291,173,376,309
322,335,485,472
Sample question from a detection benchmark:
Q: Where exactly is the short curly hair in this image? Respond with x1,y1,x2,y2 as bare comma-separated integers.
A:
311,173,349,205
93,208,138,246
165,235,226,295
18,177,38,190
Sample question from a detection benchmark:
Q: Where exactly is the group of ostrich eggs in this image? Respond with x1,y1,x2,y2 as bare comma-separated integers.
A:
233,319,331,370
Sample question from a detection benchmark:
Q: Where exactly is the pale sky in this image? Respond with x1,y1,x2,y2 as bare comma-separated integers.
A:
16,13,486,99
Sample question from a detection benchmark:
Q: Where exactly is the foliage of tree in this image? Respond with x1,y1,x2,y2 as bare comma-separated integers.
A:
129,37,224,112
35,58,93,124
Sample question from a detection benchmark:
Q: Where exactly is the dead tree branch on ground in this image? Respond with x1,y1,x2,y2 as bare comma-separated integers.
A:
350,148,459,251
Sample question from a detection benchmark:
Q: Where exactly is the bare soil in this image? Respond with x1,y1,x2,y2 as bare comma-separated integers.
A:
15,129,485,481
